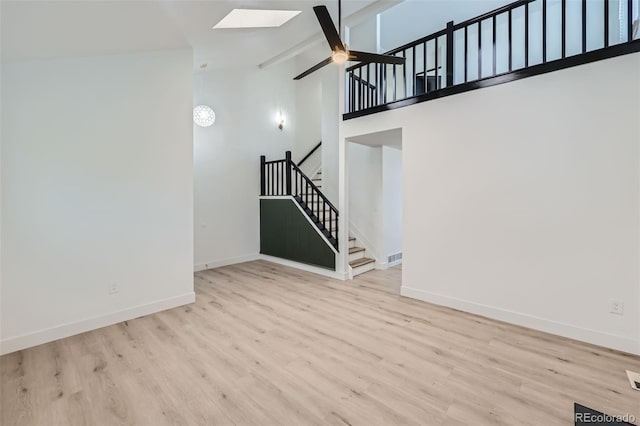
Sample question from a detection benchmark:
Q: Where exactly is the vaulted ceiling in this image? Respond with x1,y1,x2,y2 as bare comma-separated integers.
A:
1,0,512,70
0,0,377,69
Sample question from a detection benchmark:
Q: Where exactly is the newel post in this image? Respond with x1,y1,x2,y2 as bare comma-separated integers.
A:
285,151,292,196
260,155,266,196
446,20,454,88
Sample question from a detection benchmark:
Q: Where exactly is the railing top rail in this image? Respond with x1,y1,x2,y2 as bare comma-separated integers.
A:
297,141,322,167
291,162,339,214
264,159,286,164
385,28,448,56
345,28,447,72
453,0,536,30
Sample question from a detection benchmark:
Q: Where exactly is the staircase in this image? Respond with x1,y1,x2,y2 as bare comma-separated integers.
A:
311,170,322,189
261,151,339,251
348,236,375,277
260,149,378,279
309,169,376,278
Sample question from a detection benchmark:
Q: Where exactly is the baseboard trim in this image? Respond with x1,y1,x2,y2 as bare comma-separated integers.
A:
377,259,403,270
400,286,639,355
195,253,347,280
260,255,348,280
0,292,196,355
194,254,260,272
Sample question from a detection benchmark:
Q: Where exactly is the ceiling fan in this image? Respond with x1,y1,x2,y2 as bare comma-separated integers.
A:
293,1,405,80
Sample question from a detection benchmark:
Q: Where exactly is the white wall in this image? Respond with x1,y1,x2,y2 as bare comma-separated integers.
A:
382,145,403,262
347,0,512,54
321,67,341,204
194,50,343,273
341,52,640,355
348,16,378,53
378,0,512,52
348,143,383,259
291,44,341,204
294,51,323,176
1,49,194,354
193,62,296,271
348,143,403,266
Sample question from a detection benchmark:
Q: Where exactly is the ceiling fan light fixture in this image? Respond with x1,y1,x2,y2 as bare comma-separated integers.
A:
292,4,405,80
331,49,349,64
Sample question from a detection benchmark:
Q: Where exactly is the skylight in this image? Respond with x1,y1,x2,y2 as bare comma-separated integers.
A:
213,9,301,29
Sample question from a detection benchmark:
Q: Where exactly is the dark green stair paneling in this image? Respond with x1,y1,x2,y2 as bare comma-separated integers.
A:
260,198,336,270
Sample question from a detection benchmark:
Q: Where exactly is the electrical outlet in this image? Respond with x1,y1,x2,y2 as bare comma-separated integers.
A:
610,299,624,315
108,282,119,295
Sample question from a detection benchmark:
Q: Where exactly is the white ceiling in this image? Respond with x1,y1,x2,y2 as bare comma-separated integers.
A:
348,128,402,149
0,1,189,61
1,0,511,70
0,0,378,69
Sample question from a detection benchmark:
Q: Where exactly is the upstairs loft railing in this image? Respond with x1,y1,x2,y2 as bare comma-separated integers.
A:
260,151,339,251
345,0,640,119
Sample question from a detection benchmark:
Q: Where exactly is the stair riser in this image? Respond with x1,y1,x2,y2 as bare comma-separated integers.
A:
349,239,356,249
349,251,365,262
351,261,375,277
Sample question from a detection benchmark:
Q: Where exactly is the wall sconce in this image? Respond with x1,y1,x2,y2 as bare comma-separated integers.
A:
276,110,285,131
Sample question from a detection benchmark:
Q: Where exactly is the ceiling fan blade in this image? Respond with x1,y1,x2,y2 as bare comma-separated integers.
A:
313,6,345,52
293,57,333,80
349,50,406,65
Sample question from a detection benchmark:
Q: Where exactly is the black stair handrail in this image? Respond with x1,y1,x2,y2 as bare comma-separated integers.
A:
297,141,322,167
291,162,338,212
260,151,339,251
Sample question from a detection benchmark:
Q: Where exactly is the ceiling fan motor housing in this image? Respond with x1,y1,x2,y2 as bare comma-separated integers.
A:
293,4,405,80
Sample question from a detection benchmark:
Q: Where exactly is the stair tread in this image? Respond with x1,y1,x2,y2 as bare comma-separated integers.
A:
349,237,356,241
349,257,375,268
349,246,365,254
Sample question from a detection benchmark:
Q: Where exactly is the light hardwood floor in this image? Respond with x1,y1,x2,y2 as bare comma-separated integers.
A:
2,260,639,426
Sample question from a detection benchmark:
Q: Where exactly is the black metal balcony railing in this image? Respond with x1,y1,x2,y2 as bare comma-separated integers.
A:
345,0,640,119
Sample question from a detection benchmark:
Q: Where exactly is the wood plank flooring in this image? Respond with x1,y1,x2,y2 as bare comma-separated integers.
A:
2,260,639,425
